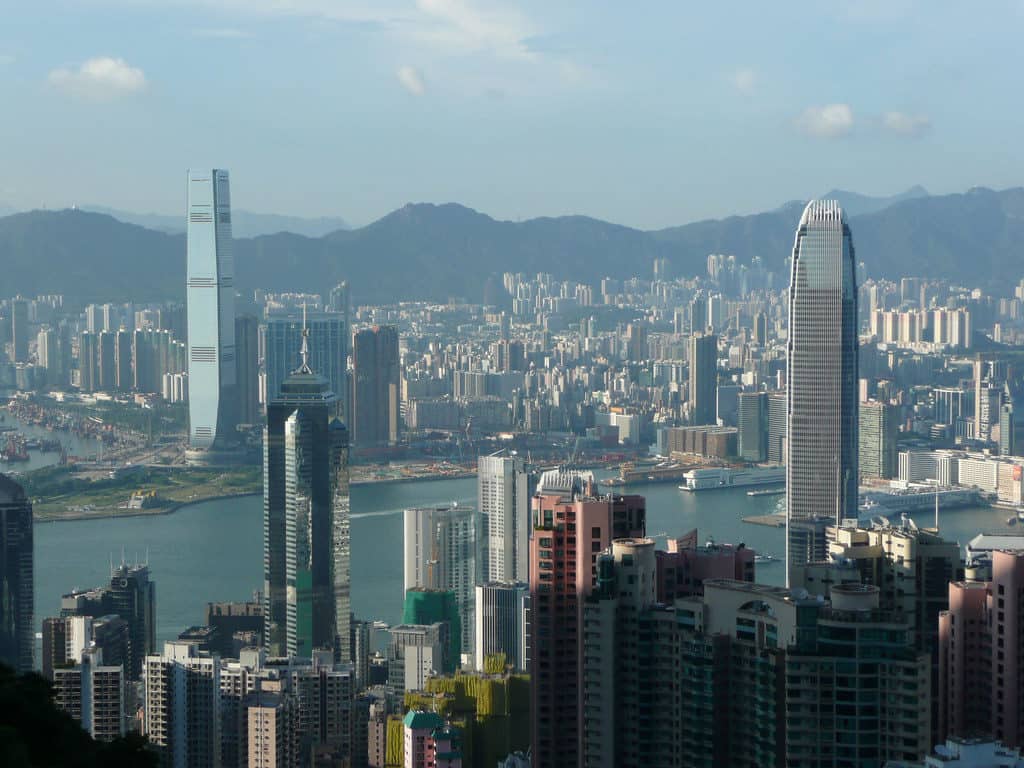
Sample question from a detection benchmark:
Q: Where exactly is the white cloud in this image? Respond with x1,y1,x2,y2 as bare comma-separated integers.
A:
795,103,854,139
882,111,931,137
731,68,756,93
48,57,146,101
413,0,536,59
396,65,426,95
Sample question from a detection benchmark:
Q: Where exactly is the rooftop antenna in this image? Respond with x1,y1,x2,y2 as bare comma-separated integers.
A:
295,302,313,374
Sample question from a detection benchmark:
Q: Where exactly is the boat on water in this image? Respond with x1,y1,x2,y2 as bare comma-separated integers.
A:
679,465,786,492
747,487,785,497
754,553,779,564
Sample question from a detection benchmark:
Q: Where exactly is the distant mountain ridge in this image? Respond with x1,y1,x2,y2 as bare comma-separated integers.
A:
0,186,1021,306
775,186,929,217
80,205,350,238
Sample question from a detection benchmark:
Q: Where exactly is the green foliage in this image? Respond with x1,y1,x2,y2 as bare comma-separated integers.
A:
0,664,157,767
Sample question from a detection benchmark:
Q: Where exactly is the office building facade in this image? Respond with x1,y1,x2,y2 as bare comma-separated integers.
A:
474,582,527,672
786,200,858,581
351,325,400,446
859,400,898,479
186,168,237,449
262,312,349,415
403,504,475,661
688,331,717,426
737,391,767,462
0,474,33,672
263,341,350,660
235,313,260,425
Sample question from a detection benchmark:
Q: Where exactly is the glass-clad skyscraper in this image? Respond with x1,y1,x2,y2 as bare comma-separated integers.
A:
263,330,350,660
786,200,858,582
186,169,236,449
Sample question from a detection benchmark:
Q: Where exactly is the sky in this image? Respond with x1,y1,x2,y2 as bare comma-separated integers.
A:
1,1,1022,230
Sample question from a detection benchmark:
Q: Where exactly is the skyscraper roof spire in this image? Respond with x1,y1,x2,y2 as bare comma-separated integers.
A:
296,303,313,375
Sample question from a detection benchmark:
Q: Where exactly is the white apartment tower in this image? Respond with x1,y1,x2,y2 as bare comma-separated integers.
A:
477,453,531,583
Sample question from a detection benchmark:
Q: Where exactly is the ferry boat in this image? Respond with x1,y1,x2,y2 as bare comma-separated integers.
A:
747,487,785,497
679,466,786,492
857,487,978,519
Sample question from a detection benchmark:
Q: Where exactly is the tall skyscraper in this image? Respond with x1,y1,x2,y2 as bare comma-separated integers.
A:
351,325,400,446
10,297,28,362
477,453,531,584
403,504,475,662
263,327,350,660
528,470,646,768
234,313,259,425
186,168,237,450
0,474,33,672
688,331,717,425
786,200,858,582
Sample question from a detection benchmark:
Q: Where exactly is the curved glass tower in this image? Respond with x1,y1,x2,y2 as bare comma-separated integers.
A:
186,169,236,449
786,200,858,582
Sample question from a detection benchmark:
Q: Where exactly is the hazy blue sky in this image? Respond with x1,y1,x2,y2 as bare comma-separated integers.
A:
1,1,1022,228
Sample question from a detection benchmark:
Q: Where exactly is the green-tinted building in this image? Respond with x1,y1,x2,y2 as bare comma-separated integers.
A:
403,588,461,672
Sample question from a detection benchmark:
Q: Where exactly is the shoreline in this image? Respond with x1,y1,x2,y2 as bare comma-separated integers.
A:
32,471,480,523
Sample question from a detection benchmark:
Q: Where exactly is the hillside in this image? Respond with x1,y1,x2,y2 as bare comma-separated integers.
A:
1,187,1021,305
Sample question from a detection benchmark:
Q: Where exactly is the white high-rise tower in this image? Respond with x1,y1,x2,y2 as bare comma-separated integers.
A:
186,169,236,449
477,453,531,583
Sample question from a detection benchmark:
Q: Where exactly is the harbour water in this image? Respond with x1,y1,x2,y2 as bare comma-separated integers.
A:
33,473,1010,654
1,414,102,473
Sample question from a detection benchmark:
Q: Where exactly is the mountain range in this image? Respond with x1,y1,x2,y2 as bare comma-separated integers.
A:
1,186,1022,306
